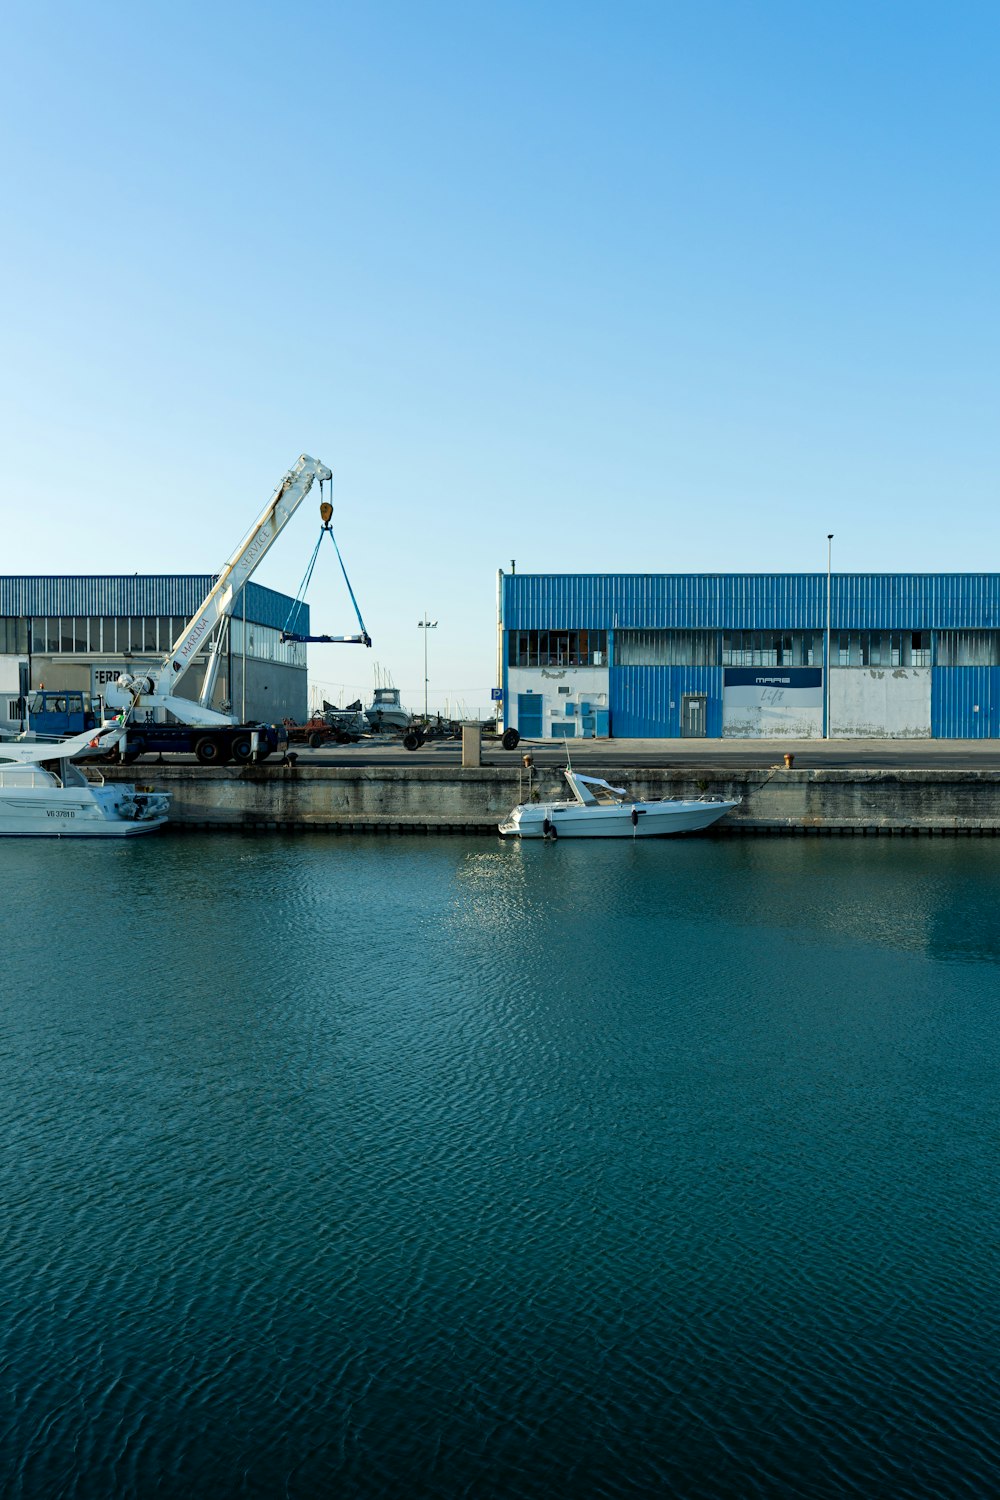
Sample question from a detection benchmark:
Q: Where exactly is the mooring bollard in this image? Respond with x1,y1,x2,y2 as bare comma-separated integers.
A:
462,723,482,768
784,753,795,768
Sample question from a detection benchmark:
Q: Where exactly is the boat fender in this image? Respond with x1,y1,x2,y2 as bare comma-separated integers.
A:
542,817,551,835
631,807,639,827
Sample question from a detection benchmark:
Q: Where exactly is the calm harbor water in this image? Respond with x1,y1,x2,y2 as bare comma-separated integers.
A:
2,832,999,1498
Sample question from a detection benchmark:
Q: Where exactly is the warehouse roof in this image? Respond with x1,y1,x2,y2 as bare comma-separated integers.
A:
0,576,307,634
501,573,1000,632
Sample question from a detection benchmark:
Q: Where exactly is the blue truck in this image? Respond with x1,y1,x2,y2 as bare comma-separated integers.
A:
27,691,286,765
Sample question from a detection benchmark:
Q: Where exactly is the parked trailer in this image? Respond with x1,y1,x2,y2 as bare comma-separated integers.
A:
402,720,521,752
283,715,362,749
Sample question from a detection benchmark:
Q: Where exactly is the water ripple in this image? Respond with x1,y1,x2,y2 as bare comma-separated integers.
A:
2,834,1000,1497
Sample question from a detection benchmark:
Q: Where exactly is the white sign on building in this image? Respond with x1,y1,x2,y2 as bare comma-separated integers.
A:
723,667,824,738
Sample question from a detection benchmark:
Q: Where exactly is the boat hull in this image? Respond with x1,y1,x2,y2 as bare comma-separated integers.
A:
0,788,169,837
499,798,739,838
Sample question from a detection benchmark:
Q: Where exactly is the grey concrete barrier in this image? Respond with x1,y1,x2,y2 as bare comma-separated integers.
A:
96,762,1000,834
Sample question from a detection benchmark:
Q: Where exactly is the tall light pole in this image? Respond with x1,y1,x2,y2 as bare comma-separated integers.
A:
825,534,834,740
418,614,438,719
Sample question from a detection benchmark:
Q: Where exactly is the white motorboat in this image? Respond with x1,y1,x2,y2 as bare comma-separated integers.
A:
0,726,170,838
499,770,739,839
365,685,412,732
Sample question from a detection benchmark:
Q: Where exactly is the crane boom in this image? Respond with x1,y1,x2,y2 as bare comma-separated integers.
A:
105,454,332,727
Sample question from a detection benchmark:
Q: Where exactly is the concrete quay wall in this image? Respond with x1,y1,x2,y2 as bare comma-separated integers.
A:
104,763,1000,834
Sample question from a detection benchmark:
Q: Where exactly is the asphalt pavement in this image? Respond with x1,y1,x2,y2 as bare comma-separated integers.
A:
295,737,1000,770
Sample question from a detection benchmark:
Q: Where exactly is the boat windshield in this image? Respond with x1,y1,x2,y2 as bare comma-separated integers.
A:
587,782,624,805
567,772,628,806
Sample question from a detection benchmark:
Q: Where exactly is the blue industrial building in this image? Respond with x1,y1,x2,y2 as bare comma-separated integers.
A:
0,575,309,726
500,573,1000,740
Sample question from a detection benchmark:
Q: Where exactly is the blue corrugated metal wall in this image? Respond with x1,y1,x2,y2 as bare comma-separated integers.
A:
0,577,304,633
610,666,724,738
931,668,1000,738
502,573,1000,631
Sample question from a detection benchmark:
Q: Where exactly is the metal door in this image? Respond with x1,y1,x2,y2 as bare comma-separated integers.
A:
681,694,707,737
517,693,543,738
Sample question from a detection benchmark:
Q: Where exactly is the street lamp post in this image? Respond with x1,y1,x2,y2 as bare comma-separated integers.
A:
418,614,438,720
825,534,834,740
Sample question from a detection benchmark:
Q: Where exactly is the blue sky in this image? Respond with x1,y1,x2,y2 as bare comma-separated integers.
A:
2,1,998,712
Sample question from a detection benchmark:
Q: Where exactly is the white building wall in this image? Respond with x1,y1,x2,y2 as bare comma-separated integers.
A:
723,697,823,738
508,665,610,737
0,655,21,693
830,667,931,738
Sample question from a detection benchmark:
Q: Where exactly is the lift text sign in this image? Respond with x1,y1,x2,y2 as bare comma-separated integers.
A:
723,667,823,709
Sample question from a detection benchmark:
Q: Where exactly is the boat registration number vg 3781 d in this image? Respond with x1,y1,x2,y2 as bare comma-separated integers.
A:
0,726,170,838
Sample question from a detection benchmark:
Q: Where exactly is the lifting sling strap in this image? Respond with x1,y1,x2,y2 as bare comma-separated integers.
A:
280,486,372,646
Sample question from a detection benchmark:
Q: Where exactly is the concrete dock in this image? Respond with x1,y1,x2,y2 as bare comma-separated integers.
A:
101,756,1000,834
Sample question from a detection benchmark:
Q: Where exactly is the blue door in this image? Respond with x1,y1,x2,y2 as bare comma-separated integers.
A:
517,693,543,738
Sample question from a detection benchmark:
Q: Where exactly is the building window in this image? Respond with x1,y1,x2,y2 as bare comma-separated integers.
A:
508,630,608,668
910,631,931,667
833,631,930,667
937,632,1000,666
230,618,306,668
616,630,720,666
0,618,28,654
723,632,820,667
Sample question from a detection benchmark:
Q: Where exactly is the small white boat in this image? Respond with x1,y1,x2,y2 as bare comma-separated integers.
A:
0,726,170,838
499,770,739,839
365,686,412,732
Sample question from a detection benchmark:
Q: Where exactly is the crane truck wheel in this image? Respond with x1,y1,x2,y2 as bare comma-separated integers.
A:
195,737,223,766
309,731,325,749
230,735,253,765
501,729,520,750
403,731,420,751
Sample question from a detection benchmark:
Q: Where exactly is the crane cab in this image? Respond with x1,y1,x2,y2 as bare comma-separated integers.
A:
28,691,99,736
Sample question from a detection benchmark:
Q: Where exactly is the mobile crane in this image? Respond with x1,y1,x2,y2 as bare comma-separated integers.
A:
101,454,370,764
